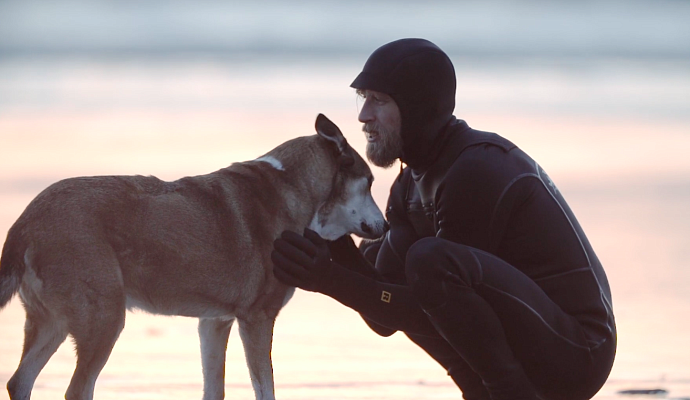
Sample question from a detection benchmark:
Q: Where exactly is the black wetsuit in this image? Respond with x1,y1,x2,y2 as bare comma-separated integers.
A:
273,38,616,399
332,118,617,399
348,39,614,399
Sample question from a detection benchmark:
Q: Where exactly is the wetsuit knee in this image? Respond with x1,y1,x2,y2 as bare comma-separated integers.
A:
405,237,481,309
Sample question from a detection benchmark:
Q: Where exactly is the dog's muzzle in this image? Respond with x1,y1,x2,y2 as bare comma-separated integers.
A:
361,220,390,237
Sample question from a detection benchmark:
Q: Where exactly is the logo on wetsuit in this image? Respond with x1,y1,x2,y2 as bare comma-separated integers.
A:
381,291,392,303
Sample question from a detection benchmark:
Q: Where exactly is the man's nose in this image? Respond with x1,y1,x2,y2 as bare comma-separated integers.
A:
358,99,375,124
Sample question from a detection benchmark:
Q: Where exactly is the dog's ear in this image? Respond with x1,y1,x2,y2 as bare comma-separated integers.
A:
315,113,346,152
315,114,354,167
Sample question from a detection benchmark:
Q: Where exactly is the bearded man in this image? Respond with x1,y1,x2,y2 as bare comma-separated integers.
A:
271,38,616,400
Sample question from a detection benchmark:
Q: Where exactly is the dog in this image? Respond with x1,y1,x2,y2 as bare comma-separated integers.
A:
0,114,387,400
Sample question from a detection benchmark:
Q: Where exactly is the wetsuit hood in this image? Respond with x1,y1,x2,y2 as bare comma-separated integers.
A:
351,38,457,170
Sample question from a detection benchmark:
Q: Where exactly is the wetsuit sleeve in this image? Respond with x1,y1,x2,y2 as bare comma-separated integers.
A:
317,256,439,337
358,197,418,336
317,174,438,337
374,176,417,282
327,235,399,337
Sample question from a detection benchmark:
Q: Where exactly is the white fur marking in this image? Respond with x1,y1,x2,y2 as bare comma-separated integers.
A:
255,156,285,171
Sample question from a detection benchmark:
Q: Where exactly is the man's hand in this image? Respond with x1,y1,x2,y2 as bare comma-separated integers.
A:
327,235,381,279
271,228,334,292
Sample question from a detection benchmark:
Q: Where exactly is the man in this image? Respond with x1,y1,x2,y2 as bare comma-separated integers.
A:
271,38,616,400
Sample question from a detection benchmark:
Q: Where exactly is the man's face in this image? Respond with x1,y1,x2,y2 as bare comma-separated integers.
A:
357,89,403,169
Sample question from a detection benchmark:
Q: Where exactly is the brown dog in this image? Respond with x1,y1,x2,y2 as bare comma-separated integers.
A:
0,114,387,400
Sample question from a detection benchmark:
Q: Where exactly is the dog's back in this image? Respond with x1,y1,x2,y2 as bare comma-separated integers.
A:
2,153,311,313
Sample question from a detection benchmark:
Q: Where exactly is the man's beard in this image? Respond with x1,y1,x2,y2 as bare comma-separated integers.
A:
364,123,403,169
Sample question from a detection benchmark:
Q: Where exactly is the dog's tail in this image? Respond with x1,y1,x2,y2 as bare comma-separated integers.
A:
0,231,24,310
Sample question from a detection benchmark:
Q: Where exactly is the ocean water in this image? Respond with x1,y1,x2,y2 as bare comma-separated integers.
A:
2,1,690,399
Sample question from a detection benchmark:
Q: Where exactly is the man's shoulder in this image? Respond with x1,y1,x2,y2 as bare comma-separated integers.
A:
451,121,517,154
444,126,539,187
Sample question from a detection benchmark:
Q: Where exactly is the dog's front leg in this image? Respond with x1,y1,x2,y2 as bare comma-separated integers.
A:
198,317,235,400
238,316,277,400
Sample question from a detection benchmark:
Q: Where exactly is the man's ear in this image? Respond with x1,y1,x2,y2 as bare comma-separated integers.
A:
315,114,354,167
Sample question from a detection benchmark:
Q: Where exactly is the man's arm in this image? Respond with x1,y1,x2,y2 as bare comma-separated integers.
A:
272,227,439,337
271,166,442,336
327,234,398,336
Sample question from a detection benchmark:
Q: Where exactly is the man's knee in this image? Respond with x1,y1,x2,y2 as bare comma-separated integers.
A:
405,237,479,283
405,237,447,278
405,237,479,309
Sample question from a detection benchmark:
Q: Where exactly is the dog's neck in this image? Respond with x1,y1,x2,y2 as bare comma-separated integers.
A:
255,136,340,236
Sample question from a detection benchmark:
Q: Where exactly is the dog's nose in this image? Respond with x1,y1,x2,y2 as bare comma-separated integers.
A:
360,221,372,234
383,220,390,232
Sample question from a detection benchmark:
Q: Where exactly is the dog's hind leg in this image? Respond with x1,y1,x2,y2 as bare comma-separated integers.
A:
238,317,277,400
198,317,235,400
59,254,126,400
64,296,125,400
7,307,69,400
